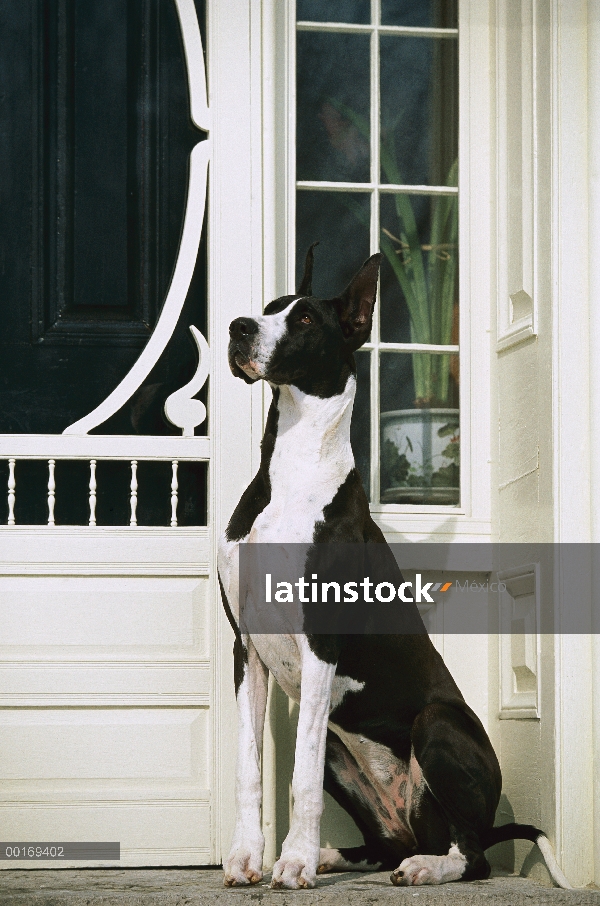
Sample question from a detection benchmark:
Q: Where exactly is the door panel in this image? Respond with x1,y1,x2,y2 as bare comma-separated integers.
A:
0,0,220,869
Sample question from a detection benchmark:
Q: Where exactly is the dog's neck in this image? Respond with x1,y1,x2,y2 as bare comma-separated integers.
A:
271,375,356,476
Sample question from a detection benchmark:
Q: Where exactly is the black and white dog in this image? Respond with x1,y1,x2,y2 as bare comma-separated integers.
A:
217,250,571,890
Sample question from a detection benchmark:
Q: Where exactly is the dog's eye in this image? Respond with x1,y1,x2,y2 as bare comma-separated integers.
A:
299,314,312,325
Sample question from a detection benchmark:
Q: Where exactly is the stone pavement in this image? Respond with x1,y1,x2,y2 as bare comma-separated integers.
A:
1,869,599,906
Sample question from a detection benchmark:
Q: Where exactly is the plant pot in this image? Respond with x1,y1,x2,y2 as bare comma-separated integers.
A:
380,408,459,505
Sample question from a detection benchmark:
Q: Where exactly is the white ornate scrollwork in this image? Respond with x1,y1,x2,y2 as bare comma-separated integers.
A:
64,0,209,436
174,0,210,131
164,326,210,435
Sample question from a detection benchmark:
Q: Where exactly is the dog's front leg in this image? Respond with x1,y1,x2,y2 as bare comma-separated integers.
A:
224,635,269,887
272,639,336,889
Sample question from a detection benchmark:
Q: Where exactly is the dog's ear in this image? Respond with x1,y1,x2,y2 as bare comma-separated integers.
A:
333,253,382,351
297,241,320,296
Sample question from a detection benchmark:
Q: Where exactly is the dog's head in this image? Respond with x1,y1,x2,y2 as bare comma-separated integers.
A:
228,247,382,397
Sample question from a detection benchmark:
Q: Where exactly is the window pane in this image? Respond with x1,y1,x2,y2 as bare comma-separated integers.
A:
297,0,370,24
379,192,458,345
380,36,457,186
380,0,457,29
297,32,370,183
296,191,370,296
380,352,459,504
351,350,371,495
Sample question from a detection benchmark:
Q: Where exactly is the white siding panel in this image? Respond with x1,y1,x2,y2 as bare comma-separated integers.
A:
0,576,208,653
0,802,211,866
0,710,208,783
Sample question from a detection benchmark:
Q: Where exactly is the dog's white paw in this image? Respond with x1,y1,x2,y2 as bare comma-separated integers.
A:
390,846,466,886
271,854,317,889
223,846,264,887
317,847,342,874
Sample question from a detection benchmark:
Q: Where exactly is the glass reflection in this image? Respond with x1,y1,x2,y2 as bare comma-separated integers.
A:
297,32,370,183
297,0,370,24
380,36,457,186
380,0,457,29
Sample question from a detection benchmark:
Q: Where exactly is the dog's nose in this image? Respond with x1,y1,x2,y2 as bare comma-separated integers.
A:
229,317,259,341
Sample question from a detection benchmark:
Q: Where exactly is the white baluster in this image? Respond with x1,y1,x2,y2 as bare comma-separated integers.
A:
171,460,179,527
89,460,97,526
7,458,15,525
130,460,138,527
47,459,55,526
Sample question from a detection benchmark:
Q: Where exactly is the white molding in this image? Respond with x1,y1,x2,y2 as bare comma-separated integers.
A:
0,795,211,804
549,0,594,885
363,342,460,353
208,0,271,865
496,320,536,353
297,21,458,39
589,0,600,887
297,181,458,195
0,527,209,575
285,0,297,294
497,565,540,719
495,0,538,353
174,0,211,131
374,512,492,541
0,434,209,460
460,0,493,526
0,693,210,707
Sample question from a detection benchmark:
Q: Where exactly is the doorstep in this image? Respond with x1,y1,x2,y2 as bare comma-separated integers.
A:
1,869,599,906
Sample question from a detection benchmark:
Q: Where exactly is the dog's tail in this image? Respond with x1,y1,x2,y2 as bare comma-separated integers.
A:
481,823,572,889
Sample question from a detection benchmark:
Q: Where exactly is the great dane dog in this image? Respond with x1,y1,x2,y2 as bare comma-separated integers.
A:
217,249,571,890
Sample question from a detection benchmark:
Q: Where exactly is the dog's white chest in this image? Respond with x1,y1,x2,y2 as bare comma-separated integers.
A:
248,382,355,544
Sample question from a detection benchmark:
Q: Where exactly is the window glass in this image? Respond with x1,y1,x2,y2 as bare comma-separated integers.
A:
297,0,370,24
380,0,457,29
380,36,457,186
296,3,459,506
296,32,370,183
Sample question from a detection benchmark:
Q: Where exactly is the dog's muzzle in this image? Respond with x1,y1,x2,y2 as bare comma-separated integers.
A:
228,317,262,380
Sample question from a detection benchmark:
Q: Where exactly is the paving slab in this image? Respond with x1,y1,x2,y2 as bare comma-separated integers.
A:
0,869,599,906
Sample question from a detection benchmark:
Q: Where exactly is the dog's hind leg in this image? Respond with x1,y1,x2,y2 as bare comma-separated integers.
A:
320,731,412,874
391,702,501,886
318,845,386,874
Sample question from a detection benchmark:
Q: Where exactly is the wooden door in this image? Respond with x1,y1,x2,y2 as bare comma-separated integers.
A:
0,0,227,867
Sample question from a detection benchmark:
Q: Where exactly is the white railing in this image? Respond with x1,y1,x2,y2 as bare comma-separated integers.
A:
1,435,209,528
